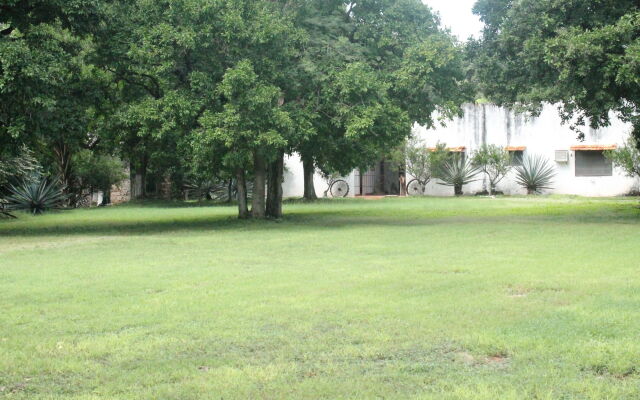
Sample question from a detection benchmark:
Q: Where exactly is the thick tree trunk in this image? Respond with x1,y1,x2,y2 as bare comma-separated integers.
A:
53,142,74,203
235,168,249,219
266,152,284,219
251,153,267,218
302,155,317,200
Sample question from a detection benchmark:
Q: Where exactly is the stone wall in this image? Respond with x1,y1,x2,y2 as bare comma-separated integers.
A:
110,164,131,204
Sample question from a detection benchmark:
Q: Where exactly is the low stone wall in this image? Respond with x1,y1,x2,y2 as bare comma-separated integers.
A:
110,164,131,204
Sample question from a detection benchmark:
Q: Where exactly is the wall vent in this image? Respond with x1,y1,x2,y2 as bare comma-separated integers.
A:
555,150,569,163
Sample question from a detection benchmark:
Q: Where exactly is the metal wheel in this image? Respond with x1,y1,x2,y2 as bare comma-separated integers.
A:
329,179,350,198
406,179,425,196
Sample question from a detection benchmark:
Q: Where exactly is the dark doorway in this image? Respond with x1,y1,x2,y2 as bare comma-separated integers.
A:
354,161,401,196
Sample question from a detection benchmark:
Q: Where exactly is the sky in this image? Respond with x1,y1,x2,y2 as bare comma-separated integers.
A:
423,0,484,40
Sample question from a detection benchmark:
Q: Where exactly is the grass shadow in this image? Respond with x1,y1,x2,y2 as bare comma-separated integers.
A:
1,198,639,238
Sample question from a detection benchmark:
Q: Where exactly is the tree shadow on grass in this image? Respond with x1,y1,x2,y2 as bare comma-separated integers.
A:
1,198,639,238
1,207,639,239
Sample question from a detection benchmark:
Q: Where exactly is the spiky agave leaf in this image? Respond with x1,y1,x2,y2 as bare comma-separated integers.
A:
6,176,67,215
437,156,481,192
515,155,556,194
0,199,15,219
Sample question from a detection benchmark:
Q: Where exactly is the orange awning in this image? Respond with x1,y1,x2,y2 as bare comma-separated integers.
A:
505,146,526,151
570,145,617,151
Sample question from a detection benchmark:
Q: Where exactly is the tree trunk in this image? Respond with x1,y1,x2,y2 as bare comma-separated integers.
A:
454,184,463,196
399,170,407,197
266,152,284,219
236,168,249,219
130,156,148,200
101,188,111,206
53,142,74,204
302,155,317,200
251,153,267,218
227,178,234,204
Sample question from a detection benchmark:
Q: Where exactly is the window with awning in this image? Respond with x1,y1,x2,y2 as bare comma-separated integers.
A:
572,146,615,177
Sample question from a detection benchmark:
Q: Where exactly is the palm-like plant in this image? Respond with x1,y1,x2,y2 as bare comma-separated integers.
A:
437,155,480,196
515,155,556,194
6,176,67,215
0,199,15,219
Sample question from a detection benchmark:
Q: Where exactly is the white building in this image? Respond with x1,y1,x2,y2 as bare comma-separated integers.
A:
282,103,638,198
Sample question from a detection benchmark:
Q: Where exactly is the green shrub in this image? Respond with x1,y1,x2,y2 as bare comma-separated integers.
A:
6,176,67,215
1,146,43,218
471,144,512,195
604,136,640,179
514,155,556,195
437,154,480,196
73,150,126,205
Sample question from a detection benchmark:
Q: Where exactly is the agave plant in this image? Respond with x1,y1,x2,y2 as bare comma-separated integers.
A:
6,176,67,215
0,199,15,219
515,155,556,194
437,155,480,196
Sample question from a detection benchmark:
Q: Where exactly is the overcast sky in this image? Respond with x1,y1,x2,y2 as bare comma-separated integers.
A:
423,0,484,40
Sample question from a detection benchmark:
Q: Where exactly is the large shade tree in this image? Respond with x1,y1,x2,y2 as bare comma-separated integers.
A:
1,0,109,199
287,0,469,200
470,0,640,142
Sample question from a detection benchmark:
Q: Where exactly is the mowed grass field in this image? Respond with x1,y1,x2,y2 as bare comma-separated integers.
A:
1,196,640,399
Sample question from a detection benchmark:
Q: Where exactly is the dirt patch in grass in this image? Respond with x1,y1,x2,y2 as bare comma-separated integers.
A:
455,351,510,368
585,365,639,380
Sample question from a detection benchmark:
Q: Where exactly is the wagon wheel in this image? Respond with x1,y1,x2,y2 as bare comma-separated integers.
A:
329,179,350,198
406,179,425,196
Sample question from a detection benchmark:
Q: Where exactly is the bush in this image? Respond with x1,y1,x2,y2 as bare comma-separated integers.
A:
6,175,67,215
403,138,433,188
604,136,640,179
1,146,43,218
471,144,512,195
437,154,480,196
514,155,556,195
73,150,127,205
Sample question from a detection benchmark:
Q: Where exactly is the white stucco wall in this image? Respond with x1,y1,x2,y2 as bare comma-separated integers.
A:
282,103,638,198
412,103,638,197
282,153,357,198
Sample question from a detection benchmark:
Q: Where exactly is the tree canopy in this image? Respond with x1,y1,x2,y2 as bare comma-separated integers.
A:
470,0,640,140
1,0,469,218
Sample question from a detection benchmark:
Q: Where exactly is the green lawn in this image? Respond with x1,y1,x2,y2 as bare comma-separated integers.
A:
1,196,640,399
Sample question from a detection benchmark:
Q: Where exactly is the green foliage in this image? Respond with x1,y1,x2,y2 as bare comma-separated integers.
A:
514,155,557,195
471,144,512,195
199,59,293,167
293,0,467,181
3,0,470,216
6,175,67,215
73,150,126,194
0,146,43,218
471,0,640,138
437,154,480,196
0,146,42,188
404,138,442,186
428,142,453,180
605,136,640,178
